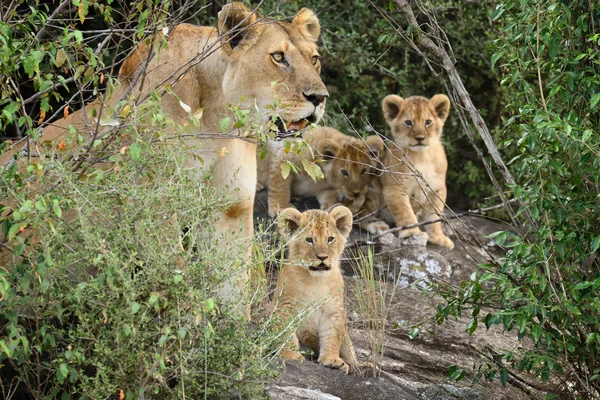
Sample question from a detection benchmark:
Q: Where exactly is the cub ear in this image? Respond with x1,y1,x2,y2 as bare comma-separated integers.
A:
292,8,320,43
329,206,353,238
429,94,451,124
318,138,341,160
365,135,385,159
218,2,260,54
382,95,405,125
277,208,304,238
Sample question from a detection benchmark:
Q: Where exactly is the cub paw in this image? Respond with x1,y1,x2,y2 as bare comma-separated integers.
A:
318,355,349,374
428,234,454,249
398,227,428,240
280,349,305,361
365,220,389,234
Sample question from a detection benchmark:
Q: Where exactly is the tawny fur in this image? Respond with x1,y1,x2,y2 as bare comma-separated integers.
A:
364,94,454,248
0,3,329,308
257,127,385,218
272,206,358,374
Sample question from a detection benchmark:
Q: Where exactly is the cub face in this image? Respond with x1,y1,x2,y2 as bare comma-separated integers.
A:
382,94,450,152
319,136,385,202
277,206,353,277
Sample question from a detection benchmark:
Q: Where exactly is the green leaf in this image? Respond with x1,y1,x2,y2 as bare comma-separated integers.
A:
591,235,600,253
23,51,43,77
57,363,68,384
280,162,291,180
491,51,503,69
55,49,68,68
301,160,323,183
7,222,25,240
53,200,62,218
131,302,141,315
129,143,141,161
590,93,600,109
177,328,187,340
408,327,419,339
220,116,230,132
492,6,504,21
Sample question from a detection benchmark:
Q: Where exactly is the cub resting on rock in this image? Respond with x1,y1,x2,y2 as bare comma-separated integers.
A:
371,94,454,248
272,206,357,374
257,127,384,218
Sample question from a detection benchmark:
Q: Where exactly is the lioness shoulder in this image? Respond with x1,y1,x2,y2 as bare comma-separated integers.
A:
272,206,357,373
258,127,385,218
376,94,454,249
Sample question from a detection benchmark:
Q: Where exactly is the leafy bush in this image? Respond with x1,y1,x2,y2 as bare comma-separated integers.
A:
0,2,283,397
435,1,600,397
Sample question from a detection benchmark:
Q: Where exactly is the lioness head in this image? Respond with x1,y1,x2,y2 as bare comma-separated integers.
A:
218,3,329,134
382,94,450,152
318,133,385,202
278,206,352,277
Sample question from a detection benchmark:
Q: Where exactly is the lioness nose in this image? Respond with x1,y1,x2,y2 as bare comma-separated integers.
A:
303,92,328,107
316,254,328,261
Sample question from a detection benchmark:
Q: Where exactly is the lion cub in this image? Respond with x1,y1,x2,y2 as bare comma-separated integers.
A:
376,94,454,248
257,127,384,218
272,206,357,373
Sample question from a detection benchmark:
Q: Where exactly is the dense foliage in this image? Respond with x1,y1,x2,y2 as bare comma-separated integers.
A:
0,1,283,398
435,1,600,397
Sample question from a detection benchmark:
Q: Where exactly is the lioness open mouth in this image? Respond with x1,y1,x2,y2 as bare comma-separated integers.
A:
309,262,330,272
274,115,317,139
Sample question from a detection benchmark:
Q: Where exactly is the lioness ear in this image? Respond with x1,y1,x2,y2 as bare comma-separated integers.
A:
292,8,320,43
365,135,385,159
318,138,341,160
330,206,353,238
278,208,304,237
429,94,451,124
382,95,405,125
218,2,259,54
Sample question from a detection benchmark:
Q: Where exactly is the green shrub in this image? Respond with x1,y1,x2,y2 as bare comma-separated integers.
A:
434,1,600,397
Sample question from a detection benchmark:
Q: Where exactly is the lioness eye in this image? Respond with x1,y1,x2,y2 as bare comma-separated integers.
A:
404,120,413,127
271,52,285,63
341,170,349,177
311,55,319,65
328,236,335,244
425,119,432,126
361,168,367,175
305,237,314,244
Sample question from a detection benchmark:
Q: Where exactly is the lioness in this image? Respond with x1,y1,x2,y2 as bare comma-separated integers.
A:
0,3,328,309
376,94,454,249
272,206,357,374
257,127,384,218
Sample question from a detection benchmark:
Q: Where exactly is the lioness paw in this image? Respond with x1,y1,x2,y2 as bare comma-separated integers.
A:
318,355,349,374
429,234,454,250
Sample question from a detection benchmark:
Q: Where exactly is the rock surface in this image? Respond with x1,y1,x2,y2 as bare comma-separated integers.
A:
254,190,548,400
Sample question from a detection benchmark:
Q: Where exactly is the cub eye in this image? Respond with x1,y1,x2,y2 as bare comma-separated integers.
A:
425,119,432,126
305,237,314,244
327,236,335,244
271,52,285,63
311,55,319,65
404,120,413,127
341,170,349,177
361,168,367,175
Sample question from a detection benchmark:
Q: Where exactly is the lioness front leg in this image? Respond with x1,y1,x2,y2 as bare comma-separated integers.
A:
268,158,294,218
422,187,454,249
383,184,428,241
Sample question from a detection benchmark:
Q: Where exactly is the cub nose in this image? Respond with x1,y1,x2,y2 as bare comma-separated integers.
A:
303,92,328,107
415,135,425,142
352,189,362,195
316,254,328,261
